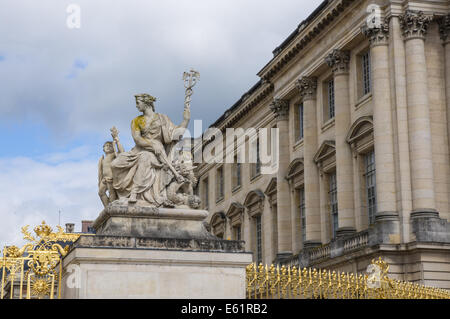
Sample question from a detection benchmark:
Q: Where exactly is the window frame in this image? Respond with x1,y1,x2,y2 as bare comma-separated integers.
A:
216,166,224,202
255,215,263,265
361,51,371,97
202,177,209,210
299,188,306,246
329,172,338,239
327,79,335,120
364,150,377,225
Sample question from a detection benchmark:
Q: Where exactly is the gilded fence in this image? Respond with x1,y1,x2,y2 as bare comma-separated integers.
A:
246,258,450,299
1,221,81,299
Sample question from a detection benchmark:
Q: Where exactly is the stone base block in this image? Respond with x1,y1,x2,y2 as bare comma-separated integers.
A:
93,204,215,239
62,236,252,299
303,241,322,250
336,227,356,238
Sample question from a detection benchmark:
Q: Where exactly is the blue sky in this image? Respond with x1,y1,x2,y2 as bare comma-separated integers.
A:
0,0,323,245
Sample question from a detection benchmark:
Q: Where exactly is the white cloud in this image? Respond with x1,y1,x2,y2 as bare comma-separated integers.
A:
0,0,326,246
0,154,101,246
0,0,324,141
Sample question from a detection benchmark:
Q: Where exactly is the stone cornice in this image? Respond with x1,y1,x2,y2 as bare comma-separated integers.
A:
325,49,350,75
399,10,432,40
361,20,390,47
193,80,274,164
257,0,357,82
270,98,290,121
296,76,318,101
210,80,274,131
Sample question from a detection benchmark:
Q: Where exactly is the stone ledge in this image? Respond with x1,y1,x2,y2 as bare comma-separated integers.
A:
94,204,208,228
72,234,246,253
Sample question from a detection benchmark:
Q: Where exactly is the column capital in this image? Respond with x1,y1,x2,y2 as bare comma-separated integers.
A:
361,21,390,47
437,14,450,44
399,10,432,41
296,76,318,101
325,49,350,75
270,98,289,121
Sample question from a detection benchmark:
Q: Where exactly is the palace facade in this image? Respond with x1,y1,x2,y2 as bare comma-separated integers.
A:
194,0,450,289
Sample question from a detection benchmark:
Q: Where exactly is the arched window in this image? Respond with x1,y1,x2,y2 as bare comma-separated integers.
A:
314,140,337,241
286,159,305,250
346,116,376,228
210,212,226,239
226,202,245,241
244,190,265,264
264,177,278,261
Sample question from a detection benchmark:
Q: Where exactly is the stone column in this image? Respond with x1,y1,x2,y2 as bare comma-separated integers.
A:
438,15,450,222
388,15,413,243
318,171,330,244
399,10,438,219
270,99,293,259
439,15,450,150
325,49,356,237
362,23,399,223
296,77,322,248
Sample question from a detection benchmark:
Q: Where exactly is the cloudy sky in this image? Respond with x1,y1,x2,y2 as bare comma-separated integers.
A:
0,0,323,245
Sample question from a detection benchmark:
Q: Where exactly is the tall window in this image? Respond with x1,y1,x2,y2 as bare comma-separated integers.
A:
271,125,278,167
299,188,306,245
251,137,261,178
256,137,261,175
365,151,377,225
329,172,338,239
234,225,241,241
203,178,209,209
296,103,304,141
255,216,262,264
362,51,371,96
216,167,224,201
328,79,335,120
233,154,241,189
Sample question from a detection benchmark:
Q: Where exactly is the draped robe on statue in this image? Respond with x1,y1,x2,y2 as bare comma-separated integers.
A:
111,113,184,206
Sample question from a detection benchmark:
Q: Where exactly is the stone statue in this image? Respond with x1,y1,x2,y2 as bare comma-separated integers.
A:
102,69,201,209
98,127,125,207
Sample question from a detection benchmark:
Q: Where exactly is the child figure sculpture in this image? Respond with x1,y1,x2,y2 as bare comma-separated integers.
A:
98,127,124,207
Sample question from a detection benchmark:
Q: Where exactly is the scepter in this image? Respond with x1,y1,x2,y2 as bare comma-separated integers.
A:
183,69,200,110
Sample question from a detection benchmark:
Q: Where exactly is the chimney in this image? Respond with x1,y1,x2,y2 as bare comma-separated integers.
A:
81,220,94,233
65,223,75,233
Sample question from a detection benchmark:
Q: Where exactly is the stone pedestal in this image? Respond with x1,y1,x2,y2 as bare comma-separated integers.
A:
61,204,252,299
93,203,215,239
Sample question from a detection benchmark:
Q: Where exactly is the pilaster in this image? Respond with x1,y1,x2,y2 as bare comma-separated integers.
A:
362,20,399,230
270,98,293,257
325,49,356,238
296,77,321,246
399,10,438,219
